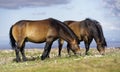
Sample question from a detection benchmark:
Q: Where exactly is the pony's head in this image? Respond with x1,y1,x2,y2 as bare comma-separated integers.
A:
97,44,105,55
97,39,107,55
69,39,81,55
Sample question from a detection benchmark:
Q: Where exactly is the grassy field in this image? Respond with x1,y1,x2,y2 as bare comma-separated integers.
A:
0,48,120,72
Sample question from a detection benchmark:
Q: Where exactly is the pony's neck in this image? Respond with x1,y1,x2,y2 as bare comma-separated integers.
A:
93,36,103,46
59,32,73,43
51,18,78,44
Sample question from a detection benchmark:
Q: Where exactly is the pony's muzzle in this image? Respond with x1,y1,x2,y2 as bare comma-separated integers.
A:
75,50,81,56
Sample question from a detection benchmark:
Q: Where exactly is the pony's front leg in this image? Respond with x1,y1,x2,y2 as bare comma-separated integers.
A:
58,39,64,57
67,44,71,57
84,42,90,55
41,41,52,60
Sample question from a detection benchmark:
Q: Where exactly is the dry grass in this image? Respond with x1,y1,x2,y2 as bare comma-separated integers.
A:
0,48,120,72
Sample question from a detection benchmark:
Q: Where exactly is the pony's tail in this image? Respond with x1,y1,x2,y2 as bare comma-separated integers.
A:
9,25,16,49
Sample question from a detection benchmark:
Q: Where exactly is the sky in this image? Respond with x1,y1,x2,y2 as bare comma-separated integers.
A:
0,0,120,48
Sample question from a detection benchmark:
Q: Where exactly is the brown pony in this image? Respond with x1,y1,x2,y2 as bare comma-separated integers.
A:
9,18,80,62
58,18,107,56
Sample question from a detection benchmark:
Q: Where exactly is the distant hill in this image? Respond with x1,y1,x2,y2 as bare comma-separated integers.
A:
0,40,120,50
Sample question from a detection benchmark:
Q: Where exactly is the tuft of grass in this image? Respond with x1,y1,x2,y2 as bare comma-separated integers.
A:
0,48,120,72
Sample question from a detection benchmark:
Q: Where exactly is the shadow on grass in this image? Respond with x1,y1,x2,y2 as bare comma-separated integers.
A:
12,56,41,62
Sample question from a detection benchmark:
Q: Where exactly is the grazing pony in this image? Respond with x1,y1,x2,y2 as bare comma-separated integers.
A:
58,18,107,56
9,18,80,62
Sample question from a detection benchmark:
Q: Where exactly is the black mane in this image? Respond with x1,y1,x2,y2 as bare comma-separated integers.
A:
50,18,79,43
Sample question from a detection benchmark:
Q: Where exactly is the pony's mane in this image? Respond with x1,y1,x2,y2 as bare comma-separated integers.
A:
85,18,100,24
64,20,75,25
50,18,79,42
85,18,102,29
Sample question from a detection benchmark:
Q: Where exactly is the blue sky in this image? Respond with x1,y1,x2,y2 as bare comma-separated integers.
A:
0,0,120,47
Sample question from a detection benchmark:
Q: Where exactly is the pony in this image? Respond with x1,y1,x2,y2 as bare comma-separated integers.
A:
58,18,107,56
9,18,80,62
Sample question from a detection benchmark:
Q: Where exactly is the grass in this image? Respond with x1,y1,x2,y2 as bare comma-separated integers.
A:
0,48,120,72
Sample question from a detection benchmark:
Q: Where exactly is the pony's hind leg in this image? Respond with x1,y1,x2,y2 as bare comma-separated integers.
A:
16,39,26,62
15,47,21,62
20,44,27,61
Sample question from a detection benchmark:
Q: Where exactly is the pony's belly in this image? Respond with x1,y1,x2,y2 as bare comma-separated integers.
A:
26,29,47,43
26,34,46,43
27,37,46,43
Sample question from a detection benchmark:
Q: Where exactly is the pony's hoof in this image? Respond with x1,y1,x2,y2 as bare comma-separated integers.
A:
41,56,46,60
16,59,21,62
58,55,61,57
23,58,27,61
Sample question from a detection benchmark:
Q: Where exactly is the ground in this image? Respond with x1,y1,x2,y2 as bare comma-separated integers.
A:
0,48,120,72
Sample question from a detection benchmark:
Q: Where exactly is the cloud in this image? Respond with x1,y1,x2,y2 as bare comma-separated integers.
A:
109,26,120,30
32,12,46,15
0,0,70,9
103,0,120,17
104,22,120,30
